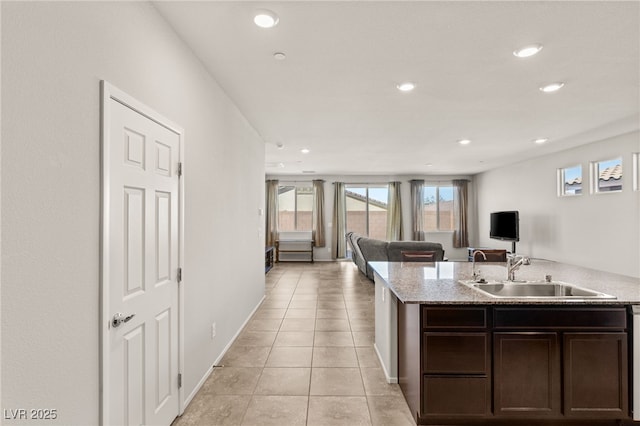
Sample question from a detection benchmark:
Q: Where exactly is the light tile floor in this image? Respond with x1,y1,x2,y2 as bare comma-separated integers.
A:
172,261,415,426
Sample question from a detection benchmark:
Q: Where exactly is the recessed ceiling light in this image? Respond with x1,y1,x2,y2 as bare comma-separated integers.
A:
397,82,416,92
277,162,285,168
425,163,433,167
273,52,286,61
513,44,543,58
539,82,565,93
458,139,471,145
254,10,279,28
534,138,549,144
300,148,310,154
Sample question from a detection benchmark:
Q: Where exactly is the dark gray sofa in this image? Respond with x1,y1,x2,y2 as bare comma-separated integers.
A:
346,232,445,280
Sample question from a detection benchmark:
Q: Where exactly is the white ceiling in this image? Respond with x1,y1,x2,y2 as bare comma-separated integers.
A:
154,1,640,176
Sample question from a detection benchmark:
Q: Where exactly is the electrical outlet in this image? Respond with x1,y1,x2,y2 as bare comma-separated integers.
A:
211,322,216,340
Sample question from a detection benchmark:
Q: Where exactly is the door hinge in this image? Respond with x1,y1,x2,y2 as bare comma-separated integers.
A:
178,373,182,388
177,162,183,177
177,268,182,283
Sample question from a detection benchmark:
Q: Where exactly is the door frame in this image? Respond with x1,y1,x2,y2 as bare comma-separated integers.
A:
99,81,185,425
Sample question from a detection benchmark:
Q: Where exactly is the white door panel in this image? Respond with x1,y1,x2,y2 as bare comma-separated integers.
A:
103,85,181,425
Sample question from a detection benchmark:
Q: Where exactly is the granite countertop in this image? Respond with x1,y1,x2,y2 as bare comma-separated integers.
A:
369,260,640,305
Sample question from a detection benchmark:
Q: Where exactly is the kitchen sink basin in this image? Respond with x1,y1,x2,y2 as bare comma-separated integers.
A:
459,280,617,299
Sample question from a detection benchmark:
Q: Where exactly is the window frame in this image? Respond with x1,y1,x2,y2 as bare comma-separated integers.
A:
423,183,455,232
557,164,583,197
590,157,623,194
632,153,639,192
277,183,313,231
344,184,389,239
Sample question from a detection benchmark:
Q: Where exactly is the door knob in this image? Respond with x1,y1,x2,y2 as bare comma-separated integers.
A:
112,312,136,328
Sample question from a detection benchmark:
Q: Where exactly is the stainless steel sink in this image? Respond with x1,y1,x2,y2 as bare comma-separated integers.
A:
459,280,617,299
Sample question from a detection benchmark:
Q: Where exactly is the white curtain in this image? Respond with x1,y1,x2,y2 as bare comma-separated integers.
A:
453,179,470,248
386,182,403,241
410,179,425,241
265,180,279,247
312,179,325,247
331,182,347,259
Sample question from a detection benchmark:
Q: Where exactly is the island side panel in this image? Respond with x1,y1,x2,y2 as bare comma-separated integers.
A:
374,271,398,382
398,301,421,423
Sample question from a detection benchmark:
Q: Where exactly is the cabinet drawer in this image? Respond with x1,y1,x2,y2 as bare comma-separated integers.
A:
423,376,490,416
423,307,487,329
494,307,627,330
423,333,489,374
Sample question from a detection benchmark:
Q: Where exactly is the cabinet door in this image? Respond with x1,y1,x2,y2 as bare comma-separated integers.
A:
494,332,561,417
564,332,628,418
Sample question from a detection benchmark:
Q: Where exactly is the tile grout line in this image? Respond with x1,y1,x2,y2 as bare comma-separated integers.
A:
307,263,315,426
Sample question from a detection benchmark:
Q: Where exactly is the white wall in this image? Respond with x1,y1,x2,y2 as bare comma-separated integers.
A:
267,174,476,262
475,131,640,278
1,2,265,424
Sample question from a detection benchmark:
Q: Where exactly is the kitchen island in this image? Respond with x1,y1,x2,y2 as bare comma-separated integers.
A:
369,260,640,425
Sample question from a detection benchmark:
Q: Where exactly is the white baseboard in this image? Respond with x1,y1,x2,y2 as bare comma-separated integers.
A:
182,295,266,409
373,343,398,384
213,295,266,367
183,364,213,408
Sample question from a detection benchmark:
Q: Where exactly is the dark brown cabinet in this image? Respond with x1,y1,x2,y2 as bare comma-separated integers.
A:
494,332,561,417
401,306,491,421
398,304,632,425
422,332,491,417
563,332,628,418
493,307,629,421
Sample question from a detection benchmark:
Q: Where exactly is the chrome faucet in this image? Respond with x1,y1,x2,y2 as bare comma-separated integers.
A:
507,254,531,281
472,250,487,281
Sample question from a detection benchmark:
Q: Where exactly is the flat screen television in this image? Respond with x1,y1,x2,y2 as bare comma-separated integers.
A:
490,211,519,242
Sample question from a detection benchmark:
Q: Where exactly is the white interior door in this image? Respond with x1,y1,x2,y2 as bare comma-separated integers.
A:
102,82,183,426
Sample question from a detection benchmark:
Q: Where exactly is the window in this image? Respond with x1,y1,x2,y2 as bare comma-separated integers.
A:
423,185,454,231
345,185,388,240
558,165,583,196
591,157,622,193
278,185,313,231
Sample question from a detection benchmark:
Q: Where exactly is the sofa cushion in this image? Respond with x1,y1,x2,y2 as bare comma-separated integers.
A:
357,237,390,280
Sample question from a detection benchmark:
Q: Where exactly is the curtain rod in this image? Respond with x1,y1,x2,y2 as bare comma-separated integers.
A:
330,180,469,185
278,180,324,185
332,182,399,185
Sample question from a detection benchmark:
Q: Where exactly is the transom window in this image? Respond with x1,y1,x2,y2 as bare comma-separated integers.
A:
278,184,313,231
558,165,583,196
591,158,622,193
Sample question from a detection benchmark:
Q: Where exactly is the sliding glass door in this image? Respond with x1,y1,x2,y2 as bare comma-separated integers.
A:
345,185,389,240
